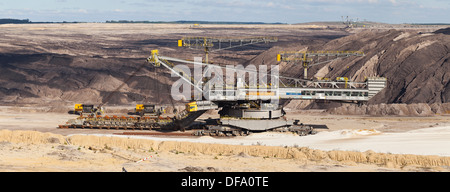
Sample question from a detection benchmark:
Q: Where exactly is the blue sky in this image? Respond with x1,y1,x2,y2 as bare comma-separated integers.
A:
0,0,448,24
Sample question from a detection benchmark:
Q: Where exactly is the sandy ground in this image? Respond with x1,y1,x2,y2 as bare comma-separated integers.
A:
0,106,450,172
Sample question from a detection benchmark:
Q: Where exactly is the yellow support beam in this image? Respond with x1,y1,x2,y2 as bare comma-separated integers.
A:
336,77,349,88
147,49,160,66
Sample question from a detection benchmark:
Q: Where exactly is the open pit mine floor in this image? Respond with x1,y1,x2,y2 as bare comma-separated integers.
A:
0,106,450,172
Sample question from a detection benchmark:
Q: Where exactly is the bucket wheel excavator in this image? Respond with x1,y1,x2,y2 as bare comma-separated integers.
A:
59,50,386,137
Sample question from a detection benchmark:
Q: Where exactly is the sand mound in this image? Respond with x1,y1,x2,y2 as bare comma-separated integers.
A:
320,29,450,104
328,102,450,116
2,130,450,170
0,129,65,144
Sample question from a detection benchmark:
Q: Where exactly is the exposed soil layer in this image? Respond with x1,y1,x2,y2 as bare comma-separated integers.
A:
253,28,450,105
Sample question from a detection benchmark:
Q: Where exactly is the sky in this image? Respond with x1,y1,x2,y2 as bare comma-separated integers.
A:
0,0,448,24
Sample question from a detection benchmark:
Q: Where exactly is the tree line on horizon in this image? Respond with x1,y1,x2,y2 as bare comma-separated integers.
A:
105,20,285,24
0,18,285,25
0,18,31,24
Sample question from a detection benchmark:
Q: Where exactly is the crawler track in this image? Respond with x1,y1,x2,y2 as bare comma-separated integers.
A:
58,115,176,131
58,113,322,137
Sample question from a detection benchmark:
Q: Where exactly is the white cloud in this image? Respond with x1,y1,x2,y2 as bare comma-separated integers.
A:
389,0,399,5
77,9,88,14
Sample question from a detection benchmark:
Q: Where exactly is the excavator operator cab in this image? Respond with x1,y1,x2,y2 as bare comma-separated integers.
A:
186,102,198,112
135,104,145,112
135,104,166,116
74,104,94,114
73,104,103,115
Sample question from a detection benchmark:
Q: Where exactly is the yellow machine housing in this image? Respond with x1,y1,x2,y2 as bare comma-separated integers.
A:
135,104,166,115
74,104,83,112
135,104,145,112
73,104,102,115
74,104,94,113
186,102,198,112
